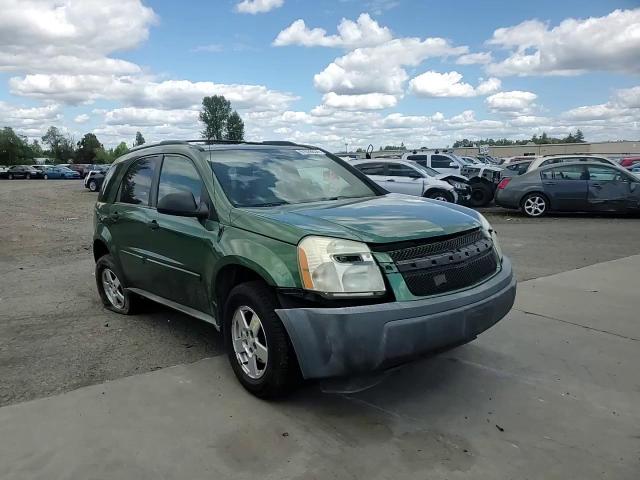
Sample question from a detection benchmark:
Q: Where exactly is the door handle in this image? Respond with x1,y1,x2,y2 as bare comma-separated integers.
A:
592,183,602,189
387,179,396,182
543,182,556,186
148,220,159,230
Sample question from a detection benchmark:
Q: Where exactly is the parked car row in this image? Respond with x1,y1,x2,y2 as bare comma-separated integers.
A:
496,162,640,217
350,152,640,218
0,164,82,180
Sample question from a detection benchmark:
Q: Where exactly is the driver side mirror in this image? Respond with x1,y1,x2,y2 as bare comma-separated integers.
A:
157,191,209,219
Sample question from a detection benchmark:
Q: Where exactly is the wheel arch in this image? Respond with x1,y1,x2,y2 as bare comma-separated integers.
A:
213,260,277,328
93,238,110,262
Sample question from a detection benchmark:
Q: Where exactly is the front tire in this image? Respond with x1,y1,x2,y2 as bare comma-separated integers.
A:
468,182,494,207
26,173,31,180
95,254,137,314
521,193,549,217
89,180,98,192
224,281,298,398
43,174,49,180
8,174,13,180
425,190,454,202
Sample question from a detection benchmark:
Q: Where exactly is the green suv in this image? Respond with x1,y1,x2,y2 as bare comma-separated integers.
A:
93,140,516,397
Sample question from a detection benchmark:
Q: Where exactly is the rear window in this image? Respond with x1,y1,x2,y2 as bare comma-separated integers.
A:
118,157,159,206
209,148,376,207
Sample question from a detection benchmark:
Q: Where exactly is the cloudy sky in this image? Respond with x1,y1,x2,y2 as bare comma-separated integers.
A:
1,0,639,150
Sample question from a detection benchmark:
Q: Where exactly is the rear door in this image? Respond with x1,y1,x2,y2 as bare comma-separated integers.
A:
384,162,424,196
148,154,220,313
540,165,588,211
108,155,161,292
586,165,633,212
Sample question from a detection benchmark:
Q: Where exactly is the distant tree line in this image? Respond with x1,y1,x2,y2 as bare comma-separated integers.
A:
0,126,147,166
453,130,585,148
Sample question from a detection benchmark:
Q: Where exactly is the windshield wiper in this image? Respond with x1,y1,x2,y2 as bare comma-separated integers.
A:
251,201,289,207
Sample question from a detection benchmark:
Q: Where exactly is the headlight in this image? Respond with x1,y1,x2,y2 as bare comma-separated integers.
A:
298,236,386,297
452,182,467,189
478,214,503,261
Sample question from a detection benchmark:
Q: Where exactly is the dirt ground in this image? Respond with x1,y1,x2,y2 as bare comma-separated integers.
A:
1,180,639,407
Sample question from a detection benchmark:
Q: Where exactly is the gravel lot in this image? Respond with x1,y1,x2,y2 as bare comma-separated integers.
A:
1,180,639,407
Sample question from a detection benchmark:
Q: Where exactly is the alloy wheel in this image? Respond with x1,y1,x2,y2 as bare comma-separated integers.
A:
524,195,546,217
231,306,268,379
101,268,125,309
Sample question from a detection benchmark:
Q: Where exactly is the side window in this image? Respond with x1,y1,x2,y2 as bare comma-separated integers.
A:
431,155,456,169
355,162,386,175
541,165,586,180
118,156,159,206
406,155,428,161
587,165,623,181
387,163,420,177
158,155,207,206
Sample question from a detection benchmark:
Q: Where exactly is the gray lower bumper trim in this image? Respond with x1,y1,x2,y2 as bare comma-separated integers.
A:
276,257,516,379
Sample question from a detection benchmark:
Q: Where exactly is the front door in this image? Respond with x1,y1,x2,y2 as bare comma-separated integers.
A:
384,162,424,196
147,154,220,314
540,165,589,211
586,165,633,212
109,155,161,292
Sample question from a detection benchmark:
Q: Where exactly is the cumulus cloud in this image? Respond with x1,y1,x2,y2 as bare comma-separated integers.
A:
456,52,493,65
314,38,468,96
0,101,62,136
74,114,90,124
236,0,284,14
487,9,640,76
321,92,398,110
9,74,299,111
562,85,640,121
486,91,538,114
409,71,501,98
0,0,157,75
273,13,392,48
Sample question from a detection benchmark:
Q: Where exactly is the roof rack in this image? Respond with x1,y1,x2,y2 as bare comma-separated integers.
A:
128,139,303,154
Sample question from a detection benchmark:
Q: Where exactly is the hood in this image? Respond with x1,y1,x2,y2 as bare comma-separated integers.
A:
437,173,469,184
231,193,481,245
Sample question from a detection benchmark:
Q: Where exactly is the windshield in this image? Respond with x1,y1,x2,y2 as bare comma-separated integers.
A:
209,148,377,207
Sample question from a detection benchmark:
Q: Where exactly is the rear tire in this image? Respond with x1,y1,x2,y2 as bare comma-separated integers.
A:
8,174,13,180
44,174,49,180
95,254,137,314
521,193,549,218
89,180,98,192
468,182,494,207
224,281,299,398
425,190,454,202
26,173,31,180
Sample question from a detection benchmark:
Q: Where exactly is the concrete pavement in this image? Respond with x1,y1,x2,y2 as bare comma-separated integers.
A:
1,256,638,479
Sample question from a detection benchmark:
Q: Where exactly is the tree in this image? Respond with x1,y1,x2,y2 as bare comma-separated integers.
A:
94,147,114,164
134,131,145,146
200,95,232,140
76,133,103,164
226,111,245,141
30,139,44,158
42,126,74,163
113,142,129,159
575,129,585,143
0,127,34,166
42,126,63,159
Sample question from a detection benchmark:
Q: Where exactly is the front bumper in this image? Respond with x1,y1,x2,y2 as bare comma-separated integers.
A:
276,256,516,379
